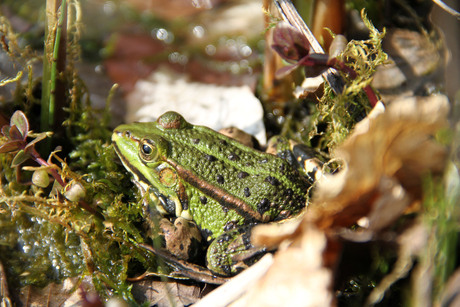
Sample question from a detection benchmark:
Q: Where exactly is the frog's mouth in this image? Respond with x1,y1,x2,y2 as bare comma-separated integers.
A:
112,140,149,186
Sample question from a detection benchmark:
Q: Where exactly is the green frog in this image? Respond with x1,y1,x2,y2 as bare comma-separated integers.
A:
112,111,311,276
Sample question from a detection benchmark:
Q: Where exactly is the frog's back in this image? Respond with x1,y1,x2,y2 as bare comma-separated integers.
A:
156,112,309,224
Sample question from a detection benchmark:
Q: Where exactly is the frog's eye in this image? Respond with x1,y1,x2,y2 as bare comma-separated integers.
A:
139,139,157,162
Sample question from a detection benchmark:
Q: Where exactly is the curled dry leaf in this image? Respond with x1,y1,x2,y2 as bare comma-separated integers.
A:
310,94,449,231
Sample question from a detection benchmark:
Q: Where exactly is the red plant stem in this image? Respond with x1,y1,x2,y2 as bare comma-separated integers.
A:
29,148,66,187
326,58,379,107
363,85,379,107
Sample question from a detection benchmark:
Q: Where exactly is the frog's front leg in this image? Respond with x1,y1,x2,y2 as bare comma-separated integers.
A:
206,225,267,276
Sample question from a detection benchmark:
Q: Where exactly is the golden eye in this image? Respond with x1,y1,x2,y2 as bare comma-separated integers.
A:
139,140,157,161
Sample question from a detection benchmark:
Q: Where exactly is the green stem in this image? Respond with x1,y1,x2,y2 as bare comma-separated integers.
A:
41,0,67,133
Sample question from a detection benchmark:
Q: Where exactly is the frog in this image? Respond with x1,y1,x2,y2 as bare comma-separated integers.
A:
112,111,311,276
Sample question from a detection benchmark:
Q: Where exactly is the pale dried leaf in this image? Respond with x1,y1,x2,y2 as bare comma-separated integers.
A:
251,215,303,249
195,254,273,307
241,226,333,307
131,279,202,307
311,94,449,230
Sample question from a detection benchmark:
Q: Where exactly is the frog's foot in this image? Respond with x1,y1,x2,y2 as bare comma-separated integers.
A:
267,135,325,183
206,225,267,276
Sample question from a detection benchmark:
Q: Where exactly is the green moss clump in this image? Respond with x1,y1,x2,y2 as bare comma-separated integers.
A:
309,11,388,151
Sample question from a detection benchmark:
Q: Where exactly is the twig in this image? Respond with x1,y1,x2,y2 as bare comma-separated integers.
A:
432,0,460,20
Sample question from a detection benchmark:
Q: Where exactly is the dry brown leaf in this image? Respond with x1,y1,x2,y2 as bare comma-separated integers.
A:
251,214,304,249
311,94,449,230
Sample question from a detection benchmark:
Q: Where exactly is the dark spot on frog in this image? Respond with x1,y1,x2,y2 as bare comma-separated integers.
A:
192,138,200,144
265,176,280,186
219,140,227,146
257,198,270,214
284,188,293,197
201,228,213,242
216,174,225,184
221,265,231,276
242,231,252,249
237,227,246,234
237,171,249,179
243,187,251,197
224,221,237,232
217,233,231,243
200,196,207,204
205,154,217,162
279,164,285,171
180,243,184,251
228,153,239,161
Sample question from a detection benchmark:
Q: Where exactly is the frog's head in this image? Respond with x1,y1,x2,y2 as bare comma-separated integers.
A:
112,121,185,217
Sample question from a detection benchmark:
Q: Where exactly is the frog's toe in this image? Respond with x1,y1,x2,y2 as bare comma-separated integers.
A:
206,225,266,276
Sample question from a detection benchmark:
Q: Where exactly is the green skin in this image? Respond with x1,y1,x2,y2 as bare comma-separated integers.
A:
112,111,309,275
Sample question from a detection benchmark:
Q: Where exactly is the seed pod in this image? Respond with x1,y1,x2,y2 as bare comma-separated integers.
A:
64,182,86,202
32,170,50,188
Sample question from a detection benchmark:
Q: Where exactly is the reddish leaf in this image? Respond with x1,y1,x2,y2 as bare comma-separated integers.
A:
9,125,23,140
271,22,310,62
10,111,29,139
300,54,331,77
0,140,23,153
1,125,10,138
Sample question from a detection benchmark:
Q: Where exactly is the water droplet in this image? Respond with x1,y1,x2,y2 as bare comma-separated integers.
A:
154,28,174,44
156,28,168,40
168,52,188,65
23,244,31,253
95,65,104,74
240,45,252,57
230,62,240,74
192,25,205,38
103,1,116,15
240,59,249,67
205,44,216,56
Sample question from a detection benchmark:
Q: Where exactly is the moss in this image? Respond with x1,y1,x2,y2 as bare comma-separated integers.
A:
308,11,388,151
0,12,158,305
